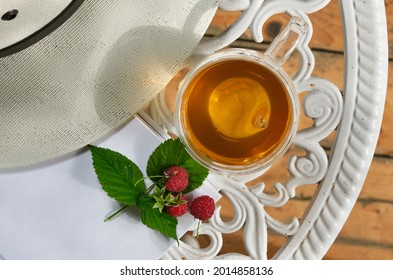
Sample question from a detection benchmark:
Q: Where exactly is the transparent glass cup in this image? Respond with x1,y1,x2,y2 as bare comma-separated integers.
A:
175,17,308,175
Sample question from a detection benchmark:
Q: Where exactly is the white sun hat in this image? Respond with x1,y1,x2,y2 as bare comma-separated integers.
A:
0,0,217,169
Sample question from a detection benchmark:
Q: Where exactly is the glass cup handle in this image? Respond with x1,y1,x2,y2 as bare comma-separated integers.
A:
264,16,308,67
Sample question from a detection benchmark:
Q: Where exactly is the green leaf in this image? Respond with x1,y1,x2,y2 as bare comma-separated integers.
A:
137,197,178,241
89,145,145,205
181,158,209,193
146,138,189,179
146,138,209,193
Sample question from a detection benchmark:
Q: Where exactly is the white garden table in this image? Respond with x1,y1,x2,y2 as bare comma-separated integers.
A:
150,0,389,260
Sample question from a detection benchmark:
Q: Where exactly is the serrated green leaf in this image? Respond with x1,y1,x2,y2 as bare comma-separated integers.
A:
146,138,209,193
146,138,190,180
181,158,209,193
89,145,145,205
137,197,178,241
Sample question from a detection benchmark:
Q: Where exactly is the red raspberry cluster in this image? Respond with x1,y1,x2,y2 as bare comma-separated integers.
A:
163,166,215,221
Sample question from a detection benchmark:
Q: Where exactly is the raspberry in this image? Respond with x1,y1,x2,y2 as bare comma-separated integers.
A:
189,195,215,220
166,196,188,217
164,166,189,193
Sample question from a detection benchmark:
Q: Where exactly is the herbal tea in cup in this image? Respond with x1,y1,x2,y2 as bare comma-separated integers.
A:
175,17,308,174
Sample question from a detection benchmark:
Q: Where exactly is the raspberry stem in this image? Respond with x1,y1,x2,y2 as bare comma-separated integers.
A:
134,175,164,187
195,219,202,239
140,178,165,198
104,205,129,222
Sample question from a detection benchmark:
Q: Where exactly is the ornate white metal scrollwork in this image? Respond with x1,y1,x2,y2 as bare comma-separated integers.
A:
153,0,388,260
